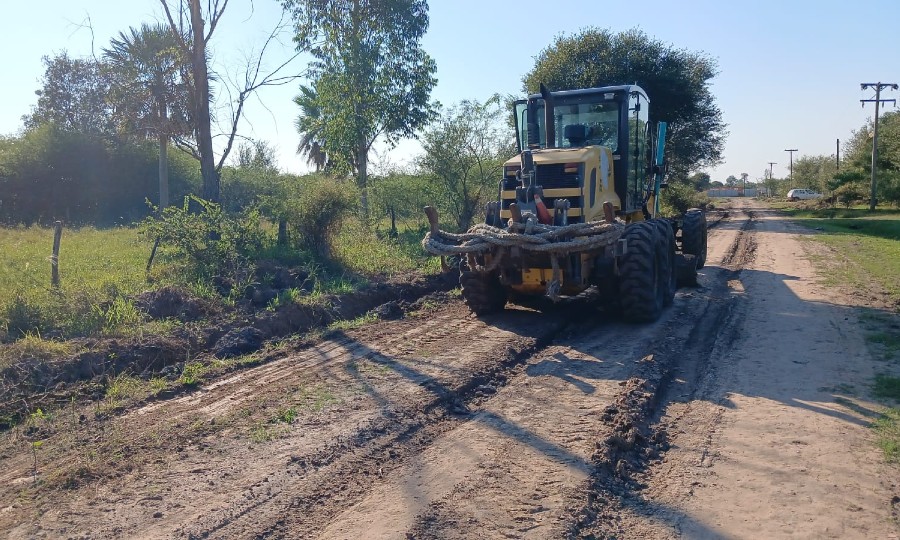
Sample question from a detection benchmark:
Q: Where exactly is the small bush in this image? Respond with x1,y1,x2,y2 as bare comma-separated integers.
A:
283,176,356,257
179,362,206,386
832,182,866,208
141,196,267,280
660,182,710,216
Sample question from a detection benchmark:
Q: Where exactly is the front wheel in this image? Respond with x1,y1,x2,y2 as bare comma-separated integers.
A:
618,222,665,322
682,208,708,269
459,261,506,315
650,219,676,306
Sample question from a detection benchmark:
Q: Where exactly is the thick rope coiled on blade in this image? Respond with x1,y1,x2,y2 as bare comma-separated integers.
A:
422,220,625,258
422,219,624,302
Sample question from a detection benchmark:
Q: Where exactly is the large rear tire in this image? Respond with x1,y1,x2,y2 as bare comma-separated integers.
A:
618,222,665,322
682,208,708,269
650,218,676,306
459,261,506,315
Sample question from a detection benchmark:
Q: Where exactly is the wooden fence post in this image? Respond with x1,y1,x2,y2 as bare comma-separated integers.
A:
51,221,62,287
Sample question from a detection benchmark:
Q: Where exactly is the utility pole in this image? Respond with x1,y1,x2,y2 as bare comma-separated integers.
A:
741,172,748,196
784,149,798,183
836,138,840,170
767,162,777,197
860,82,898,210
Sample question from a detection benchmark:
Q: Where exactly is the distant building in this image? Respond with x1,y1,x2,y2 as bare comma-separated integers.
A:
707,188,760,197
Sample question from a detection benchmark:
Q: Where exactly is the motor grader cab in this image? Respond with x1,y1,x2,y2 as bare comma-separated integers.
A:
422,83,708,322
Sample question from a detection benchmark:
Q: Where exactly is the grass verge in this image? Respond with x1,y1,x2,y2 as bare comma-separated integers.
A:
874,408,900,463
790,211,900,305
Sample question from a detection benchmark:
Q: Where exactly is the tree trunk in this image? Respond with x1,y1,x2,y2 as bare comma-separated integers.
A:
158,98,170,209
357,139,369,217
190,0,219,203
159,134,169,209
277,219,287,246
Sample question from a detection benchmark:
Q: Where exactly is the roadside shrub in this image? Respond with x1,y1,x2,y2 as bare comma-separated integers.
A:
141,196,267,280
834,183,864,208
283,176,356,257
660,182,710,216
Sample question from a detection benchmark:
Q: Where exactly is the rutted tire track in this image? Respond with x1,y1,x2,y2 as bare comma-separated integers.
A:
256,211,758,539
564,207,758,538
182,306,575,539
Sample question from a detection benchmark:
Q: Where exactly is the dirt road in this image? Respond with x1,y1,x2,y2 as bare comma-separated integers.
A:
1,199,897,539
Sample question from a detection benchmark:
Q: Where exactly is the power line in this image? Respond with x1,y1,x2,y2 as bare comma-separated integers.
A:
860,82,898,210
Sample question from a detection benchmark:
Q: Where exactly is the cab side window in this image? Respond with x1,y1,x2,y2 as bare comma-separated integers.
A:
627,93,648,209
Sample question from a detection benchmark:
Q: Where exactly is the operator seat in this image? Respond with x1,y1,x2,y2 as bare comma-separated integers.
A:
564,124,590,147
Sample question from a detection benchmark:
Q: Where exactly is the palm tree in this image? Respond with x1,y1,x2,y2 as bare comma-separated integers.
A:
104,23,191,208
294,85,328,172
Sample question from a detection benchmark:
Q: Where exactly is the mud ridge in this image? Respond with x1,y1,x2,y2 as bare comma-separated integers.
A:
0,271,458,430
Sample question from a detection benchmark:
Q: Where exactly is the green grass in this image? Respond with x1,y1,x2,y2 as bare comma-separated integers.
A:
869,330,900,357
178,362,207,386
327,312,379,332
873,408,900,463
296,383,338,412
0,333,75,369
333,218,441,276
0,226,153,339
778,207,900,304
873,375,900,401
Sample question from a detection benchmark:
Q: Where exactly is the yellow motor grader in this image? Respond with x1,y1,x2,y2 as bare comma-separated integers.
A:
423,84,707,322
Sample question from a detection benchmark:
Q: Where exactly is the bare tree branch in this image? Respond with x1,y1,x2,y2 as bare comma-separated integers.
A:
172,135,201,160
159,1,190,54
206,0,229,41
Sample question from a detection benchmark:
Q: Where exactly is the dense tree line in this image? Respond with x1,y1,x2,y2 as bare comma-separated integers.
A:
1,8,732,232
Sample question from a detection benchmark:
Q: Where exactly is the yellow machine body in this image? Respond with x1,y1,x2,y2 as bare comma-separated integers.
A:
496,146,632,296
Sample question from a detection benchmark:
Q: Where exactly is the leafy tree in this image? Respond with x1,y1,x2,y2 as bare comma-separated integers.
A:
523,28,726,177
789,155,837,194
725,175,739,187
159,0,220,202
282,0,438,215
24,53,116,136
418,96,514,231
688,172,712,191
104,23,192,208
293,84,328,172
842,111,900,204
237,140,279,175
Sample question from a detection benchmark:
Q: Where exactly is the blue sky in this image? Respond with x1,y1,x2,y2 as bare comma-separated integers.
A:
2,0,898,182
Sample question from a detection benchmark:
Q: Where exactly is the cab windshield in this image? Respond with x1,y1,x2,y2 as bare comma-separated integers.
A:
516,99,619,152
